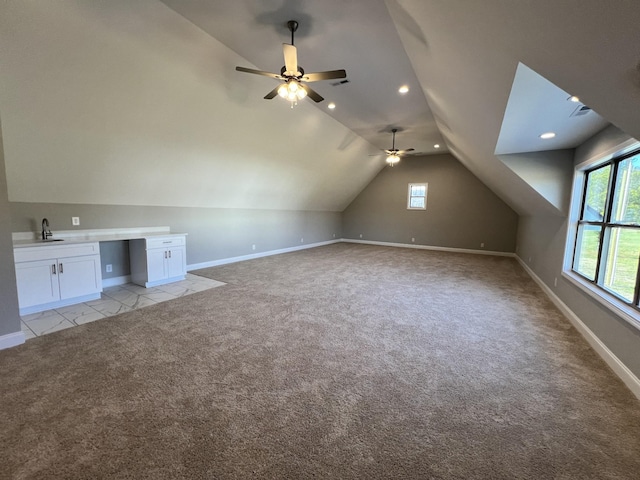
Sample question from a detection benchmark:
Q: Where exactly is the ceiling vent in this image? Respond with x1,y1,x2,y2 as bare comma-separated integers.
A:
571,105,592,117
331,79,350,86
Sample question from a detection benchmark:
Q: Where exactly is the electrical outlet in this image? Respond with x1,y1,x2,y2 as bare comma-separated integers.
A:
411,237,415,243
252,244,256,251
333,233,336,238
72,217,80,226
554,277,558,287
106,264,112,273
480,242,484,248
359,234,363,238
300,237,304,243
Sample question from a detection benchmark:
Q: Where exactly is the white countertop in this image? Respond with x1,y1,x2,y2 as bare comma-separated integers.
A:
13,227,187,248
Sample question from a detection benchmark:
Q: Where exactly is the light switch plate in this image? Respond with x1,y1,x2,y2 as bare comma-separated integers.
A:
72,217,80,226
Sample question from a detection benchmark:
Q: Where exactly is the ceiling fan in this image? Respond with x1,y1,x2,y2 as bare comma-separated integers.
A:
375,129,415,166
235,20,347,106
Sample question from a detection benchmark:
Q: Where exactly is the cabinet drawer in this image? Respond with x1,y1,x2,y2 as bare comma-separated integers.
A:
146,236,185,249
14,242,100,263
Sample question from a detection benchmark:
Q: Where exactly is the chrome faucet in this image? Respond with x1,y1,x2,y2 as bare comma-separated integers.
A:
41,218,52,240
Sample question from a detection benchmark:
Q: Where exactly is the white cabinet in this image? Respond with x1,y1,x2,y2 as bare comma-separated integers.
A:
15,259,59,307
14,242,102,315
129,235,187,288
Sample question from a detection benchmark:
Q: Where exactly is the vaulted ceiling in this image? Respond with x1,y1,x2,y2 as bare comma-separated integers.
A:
1,1,639,217
161,0,640,216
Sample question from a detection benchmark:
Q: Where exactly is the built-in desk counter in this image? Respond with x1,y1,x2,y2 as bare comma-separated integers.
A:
12,227,187,314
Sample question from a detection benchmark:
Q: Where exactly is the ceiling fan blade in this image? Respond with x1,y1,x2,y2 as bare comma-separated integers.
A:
300,83,324,103
236,66,282,79
283,43,298,75
397,148,415,155
303,70,347,82
264,85,280,100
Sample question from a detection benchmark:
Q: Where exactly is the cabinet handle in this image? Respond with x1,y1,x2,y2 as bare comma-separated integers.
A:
52,263,56,275
164,251,167,259
59,263,63,274
168,250,172,258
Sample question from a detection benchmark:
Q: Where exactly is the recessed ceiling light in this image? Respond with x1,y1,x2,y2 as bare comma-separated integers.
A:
434,144,440,149
398,85,409,94
327,102,336,110
540,132,556,139
568,95,580,103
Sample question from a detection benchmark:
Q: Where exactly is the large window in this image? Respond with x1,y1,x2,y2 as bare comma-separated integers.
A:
573,150,640,307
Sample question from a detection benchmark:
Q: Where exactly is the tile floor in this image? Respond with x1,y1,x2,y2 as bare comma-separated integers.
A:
20,274,225,340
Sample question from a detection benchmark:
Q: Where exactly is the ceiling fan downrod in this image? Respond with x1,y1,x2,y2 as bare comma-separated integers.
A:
287,20,298,45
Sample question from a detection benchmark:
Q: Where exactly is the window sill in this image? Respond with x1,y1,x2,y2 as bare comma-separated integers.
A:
561,270,640,332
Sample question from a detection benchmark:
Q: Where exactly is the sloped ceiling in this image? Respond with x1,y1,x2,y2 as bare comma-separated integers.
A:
159,0,640,216
389,0,640,215
2,1,639,216
159,0,446,157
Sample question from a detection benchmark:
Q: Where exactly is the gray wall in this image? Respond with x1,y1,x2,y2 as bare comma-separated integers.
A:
11,203,342,279
342,153,518,252
516,127,640,377
498,149,575,215
0,117,21,336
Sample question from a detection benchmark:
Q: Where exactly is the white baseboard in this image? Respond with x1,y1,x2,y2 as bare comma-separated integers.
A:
516,255,640,400
0,330,25,350
187,239,342,271
342,238,515,257
102,275,132,288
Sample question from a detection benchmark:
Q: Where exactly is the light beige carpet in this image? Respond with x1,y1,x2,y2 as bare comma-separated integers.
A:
2,243,640,479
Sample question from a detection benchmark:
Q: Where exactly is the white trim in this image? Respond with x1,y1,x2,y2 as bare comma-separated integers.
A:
187,239,342,270
102,275,132,288
0,330,25,350
575,137,640,170
342,238,515,257
561,270,640,333
517,255,640,400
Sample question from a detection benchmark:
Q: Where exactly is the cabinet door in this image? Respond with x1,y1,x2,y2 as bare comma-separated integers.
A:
15,260,60,308
146,248,168,283
166,246,186,279
57,255,102,300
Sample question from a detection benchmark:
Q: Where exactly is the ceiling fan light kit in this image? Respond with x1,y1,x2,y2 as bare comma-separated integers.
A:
386,154,401,166
235,20,346,107
383,129,414,167
278,79,307,106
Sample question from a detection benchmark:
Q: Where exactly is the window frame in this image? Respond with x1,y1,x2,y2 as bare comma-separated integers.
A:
407,183,428,210
569,147,640,318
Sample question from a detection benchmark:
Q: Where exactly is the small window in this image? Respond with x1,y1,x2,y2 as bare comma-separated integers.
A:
408,183,427,210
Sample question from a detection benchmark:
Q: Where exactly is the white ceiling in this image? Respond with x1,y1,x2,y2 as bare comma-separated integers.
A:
158,0,640,216
159,0,445,157
495,63,610,156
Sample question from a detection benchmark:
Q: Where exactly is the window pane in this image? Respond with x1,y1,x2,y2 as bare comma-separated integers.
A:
611,155,640,224
582,164,611,221
410,197,425,209
601,227,640,302
411,185,425,196
573,224,601,280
